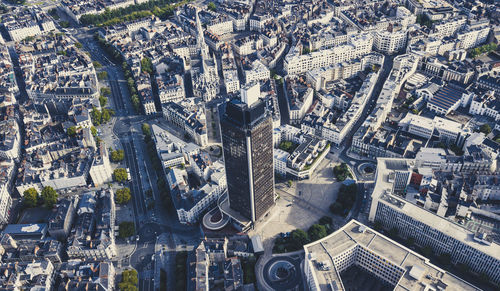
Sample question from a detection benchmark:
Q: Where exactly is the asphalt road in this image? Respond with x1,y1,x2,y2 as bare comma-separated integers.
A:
71,25,203,289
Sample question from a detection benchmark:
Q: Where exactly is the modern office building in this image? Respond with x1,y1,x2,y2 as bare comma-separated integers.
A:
304,220,480,291
219,89,274,228
369,158,500,285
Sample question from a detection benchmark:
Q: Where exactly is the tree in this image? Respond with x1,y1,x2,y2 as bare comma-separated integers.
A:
75,42,83,48
479,124,492,135
142,123,151,136
319,216,333,226
308,224,328,241
91,126,98,137
279,141,297,153
23,188,39,208
101,108,112,122
406,237,415,246
114,168,128,182
59,21,70,28
119,269,138,291
140,57,153,74
67,126,77,137
93,61,102,68
457,263,469,274
421,245,433,258
100,87,111,96
97,71,108,80
111,149,125,162
388,227,399,238
438,253,451,266
119,221,135,238
91,107,102,125
290,229,309,248
116,187,131,204
329,202,343,215
287,180,292,187
99,95,107,107
333,163,352,181
207,1,217,11
41,186,58,208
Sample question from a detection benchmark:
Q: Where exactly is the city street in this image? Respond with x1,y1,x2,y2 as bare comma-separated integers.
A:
70,27,202,289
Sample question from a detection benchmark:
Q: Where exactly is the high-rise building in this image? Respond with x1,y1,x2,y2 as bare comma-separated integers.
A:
220,87,274,226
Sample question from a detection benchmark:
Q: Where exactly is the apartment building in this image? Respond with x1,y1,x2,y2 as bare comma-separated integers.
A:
0,119,20,160
243,59,270,84
284,33,373,75
167,161,227,224
89,145,113,187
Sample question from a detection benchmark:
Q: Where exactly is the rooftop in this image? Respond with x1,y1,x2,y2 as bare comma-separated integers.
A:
304,220,480,291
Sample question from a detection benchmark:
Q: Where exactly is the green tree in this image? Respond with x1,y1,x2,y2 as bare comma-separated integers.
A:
97,71,108,80
59,21,70,28
291,229,309,248
389,227,399,238
67,126,77,137
119,269,138,291
142,123,151,136
114,168,128,182
41,186,58,208
207,2,217,11
91,126,98,137
119,221,135,238
111,149,125,162
23,188,39,208
479,124,492,135
373,221,383,231
100,87,111,96
140,57,153,74
101,108,112,122
333,163,352,181
75,42,83,48
308,224,328,241
116,187,131,204
329,202,343,215
91,107,102,125
319,216,333,226
287,180,293,187
421,245,433,258
93,61,102,68
99,95,107,107
438,253,452,266
457,263,469,274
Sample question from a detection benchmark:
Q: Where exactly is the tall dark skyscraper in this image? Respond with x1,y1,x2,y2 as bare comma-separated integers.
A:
220,86,274,224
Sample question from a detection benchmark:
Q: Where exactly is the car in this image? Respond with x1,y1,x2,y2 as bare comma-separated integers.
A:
136,235,140,241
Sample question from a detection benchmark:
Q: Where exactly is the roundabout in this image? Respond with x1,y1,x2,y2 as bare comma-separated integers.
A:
357,162,376,179
262,256,304,290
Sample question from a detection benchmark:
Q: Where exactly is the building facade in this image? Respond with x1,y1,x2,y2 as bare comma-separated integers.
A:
220,98,274,224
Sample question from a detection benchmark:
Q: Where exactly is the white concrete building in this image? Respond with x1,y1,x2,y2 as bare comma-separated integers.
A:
89,145,113,187
284,33,373,75
0,119,20,160
373,29,407,54
243,59,270,84
304,220,481,291
167,161,227,224
369,158,500,285
156,73,185,104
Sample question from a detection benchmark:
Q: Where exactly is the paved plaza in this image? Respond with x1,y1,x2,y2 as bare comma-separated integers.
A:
250,157,344,251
